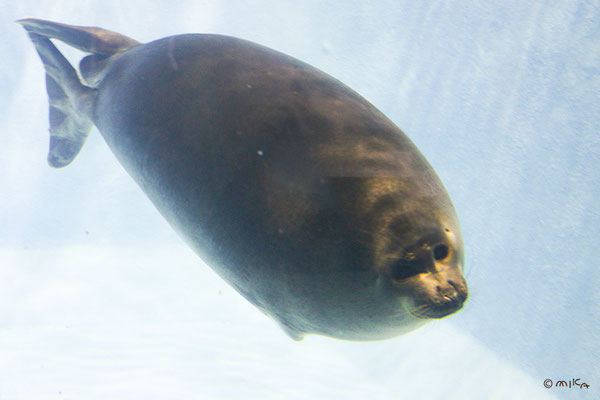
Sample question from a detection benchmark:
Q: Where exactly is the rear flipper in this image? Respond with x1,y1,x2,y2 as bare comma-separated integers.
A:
24,32,94,167
17,18,139,168
17,18,139,55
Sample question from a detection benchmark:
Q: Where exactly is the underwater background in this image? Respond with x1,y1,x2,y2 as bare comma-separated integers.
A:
1,1,598,399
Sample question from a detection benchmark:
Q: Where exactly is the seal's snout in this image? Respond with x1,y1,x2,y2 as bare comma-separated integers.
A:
414,277,468,319
431,280,468,318
422,298,462,319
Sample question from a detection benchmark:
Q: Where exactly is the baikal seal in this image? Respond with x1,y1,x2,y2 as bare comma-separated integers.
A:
18,18,468,341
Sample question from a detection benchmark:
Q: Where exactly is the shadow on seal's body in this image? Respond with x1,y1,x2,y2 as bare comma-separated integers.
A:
19,18,468,341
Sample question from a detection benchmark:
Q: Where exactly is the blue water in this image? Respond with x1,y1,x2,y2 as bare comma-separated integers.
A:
1,1,598,399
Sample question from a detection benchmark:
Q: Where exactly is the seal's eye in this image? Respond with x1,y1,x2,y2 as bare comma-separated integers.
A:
389,262,420,281
433,244,450,261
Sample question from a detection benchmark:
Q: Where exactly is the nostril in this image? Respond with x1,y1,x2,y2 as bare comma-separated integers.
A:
438,282,459,300
447,280,468,302
433,244,449,261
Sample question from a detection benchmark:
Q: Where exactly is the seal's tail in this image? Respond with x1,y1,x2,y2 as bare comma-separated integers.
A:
16,18,139,168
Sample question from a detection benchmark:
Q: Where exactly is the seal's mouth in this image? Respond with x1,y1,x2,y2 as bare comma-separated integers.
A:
410,283,468,319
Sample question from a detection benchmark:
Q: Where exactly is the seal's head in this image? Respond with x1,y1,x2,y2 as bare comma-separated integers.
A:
379,224,467,320
359,175,467,319
297,176,468,341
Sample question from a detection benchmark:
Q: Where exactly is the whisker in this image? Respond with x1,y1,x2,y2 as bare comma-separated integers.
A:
390,303,428,319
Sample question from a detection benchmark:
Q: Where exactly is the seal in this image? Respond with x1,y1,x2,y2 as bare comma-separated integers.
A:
18,18,468,341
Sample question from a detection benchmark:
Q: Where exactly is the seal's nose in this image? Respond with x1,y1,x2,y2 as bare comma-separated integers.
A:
411,277,468,319
427,279,468,318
